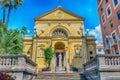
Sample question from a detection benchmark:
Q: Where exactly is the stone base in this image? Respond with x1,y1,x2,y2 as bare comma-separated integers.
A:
55,67,66,73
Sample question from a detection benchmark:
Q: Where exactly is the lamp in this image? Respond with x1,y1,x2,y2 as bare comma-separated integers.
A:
34,26,44,63
77,27,89,64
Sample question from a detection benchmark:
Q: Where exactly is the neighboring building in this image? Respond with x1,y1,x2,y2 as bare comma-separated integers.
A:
97,0,120,54
23,7,96,72
96,44,104,54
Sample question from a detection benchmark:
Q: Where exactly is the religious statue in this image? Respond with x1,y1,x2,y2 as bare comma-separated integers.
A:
58,53,62,67
40,50,44,57
74,44,81,57
76,50,80,57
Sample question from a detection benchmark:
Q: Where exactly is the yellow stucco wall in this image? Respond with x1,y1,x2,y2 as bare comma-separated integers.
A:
23,7,96,72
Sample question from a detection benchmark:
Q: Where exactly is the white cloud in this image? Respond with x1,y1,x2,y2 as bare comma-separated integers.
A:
27,30,30,33
87,25,103,44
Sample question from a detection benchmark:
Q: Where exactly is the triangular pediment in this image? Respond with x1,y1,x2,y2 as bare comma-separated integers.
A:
35,7,84,21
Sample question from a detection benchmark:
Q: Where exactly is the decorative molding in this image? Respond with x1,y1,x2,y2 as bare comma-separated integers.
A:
34,7,84,21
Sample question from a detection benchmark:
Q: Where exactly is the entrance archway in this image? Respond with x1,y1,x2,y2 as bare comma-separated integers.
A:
54,42,65,68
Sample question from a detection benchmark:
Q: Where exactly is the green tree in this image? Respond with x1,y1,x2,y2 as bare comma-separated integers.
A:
21,26,28,38
44,47,55,66
0,0,24,28
0,21,23,54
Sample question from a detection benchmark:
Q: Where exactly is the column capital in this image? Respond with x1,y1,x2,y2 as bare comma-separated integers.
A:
65,47,68,51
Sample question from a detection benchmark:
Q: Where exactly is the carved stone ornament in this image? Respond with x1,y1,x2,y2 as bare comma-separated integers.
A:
55,11,64,19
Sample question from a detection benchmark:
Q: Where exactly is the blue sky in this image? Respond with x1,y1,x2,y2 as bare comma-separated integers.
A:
0,0,102,43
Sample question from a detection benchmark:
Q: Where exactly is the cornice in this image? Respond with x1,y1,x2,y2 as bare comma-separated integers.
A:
24,36,96,41
35,7,85,21
35,21,83,23
97,0,103,10
35,19,83,21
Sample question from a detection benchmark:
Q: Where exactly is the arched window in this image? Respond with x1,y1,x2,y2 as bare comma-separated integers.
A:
52,29,68,38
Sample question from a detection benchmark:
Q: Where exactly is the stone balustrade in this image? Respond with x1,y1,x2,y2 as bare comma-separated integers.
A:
0,54,37,80
82,54,120,80
105,56,120,65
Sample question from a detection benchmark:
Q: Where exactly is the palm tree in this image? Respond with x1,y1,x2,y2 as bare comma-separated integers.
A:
0,21,23,54
0,0,24,28
0,0,8,23
6,0,24,28
21,26,28,38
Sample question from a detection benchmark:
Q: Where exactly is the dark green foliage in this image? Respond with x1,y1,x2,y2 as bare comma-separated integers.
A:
0,21,23,54
42,67,50,71
71,66,78,72
21,26,28,38
44,48,55,66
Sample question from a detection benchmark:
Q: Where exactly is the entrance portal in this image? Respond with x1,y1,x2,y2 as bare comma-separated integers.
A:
54,42,65,72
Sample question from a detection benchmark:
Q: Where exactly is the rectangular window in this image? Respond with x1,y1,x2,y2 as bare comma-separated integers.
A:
114,0,118,6
90,56,93,60
105,0,108,3
115,48,119,54
100,8,103,12
117,11,120,20
104,27,107,33
98,48,102,52
106,39,110,48
112,33,117,43
102,15,105,24
107,7,111,16
109,20,113,28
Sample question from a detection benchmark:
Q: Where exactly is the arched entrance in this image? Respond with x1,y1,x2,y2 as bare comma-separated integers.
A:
54,42,65,71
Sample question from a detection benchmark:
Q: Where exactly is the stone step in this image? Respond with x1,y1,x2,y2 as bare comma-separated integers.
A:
35,78,80,80
34,72,80,80
35,79,80,80
55,67,66,73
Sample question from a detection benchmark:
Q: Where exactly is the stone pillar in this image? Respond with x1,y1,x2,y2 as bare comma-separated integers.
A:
51,47,55,72
66,47,70,73
15,72,24,80
51,57,55,72
82,37,87,64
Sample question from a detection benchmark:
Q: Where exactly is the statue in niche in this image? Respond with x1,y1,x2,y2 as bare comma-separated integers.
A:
40,49,44,57
74,44,81,57
58,53,62,67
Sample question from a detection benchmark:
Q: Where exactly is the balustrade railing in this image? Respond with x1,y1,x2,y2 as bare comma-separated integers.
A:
84,54,120,71
83,54,120,80
0,57,18,66
105,57,120,65
0,54,37,80
0,54,37,71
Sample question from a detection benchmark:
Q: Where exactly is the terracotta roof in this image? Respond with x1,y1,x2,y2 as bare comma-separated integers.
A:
96,46,104,48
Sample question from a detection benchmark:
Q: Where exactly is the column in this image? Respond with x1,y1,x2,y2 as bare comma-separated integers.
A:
66,47,70,73
51,47,55,72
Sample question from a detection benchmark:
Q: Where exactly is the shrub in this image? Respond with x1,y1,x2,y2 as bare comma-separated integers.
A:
0,72,15,80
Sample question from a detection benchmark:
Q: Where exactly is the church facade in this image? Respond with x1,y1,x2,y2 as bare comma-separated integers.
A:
23,7,96,72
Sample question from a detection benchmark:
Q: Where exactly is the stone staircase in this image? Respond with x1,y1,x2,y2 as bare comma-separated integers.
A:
55,67,66,73
34,72,80,80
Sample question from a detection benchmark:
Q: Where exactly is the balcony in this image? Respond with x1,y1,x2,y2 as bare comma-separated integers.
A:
104,45,110,51
111,39,117,47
